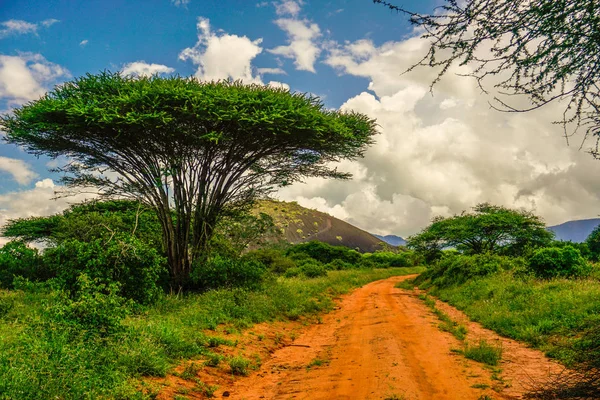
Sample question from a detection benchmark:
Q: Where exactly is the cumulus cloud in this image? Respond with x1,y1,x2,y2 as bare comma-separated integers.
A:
179,17,264,83
0,53,70,105
121,61,175,77
269,3,322,73
0,157,37,185
0,19,59,38
277,35,600,236
275,0,302,17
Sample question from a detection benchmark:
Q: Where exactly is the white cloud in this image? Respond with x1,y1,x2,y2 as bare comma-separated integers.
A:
179,17,264,83
269,17,321,73
121,61,175,77
267,81,290,90
0,53,70,104
171,0,190,7
257,67,287,75
0,157,37,185
278,34,600,236
275,0,302,17
0,19,59,38
79,39,89,47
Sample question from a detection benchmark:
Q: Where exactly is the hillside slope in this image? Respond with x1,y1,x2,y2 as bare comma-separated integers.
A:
547,218,600,243
255,200,388,253
373,234,407,246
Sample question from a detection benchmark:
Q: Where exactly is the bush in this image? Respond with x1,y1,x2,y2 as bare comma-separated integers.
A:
43,234,166,304
191,255,266,290
528,245,591,278
242,248,296,274
283,267,302,278
300,262,328,278
42,274,131,337
286,241,361,265
415,252,524,288
325,259,354,270
0,241,51,288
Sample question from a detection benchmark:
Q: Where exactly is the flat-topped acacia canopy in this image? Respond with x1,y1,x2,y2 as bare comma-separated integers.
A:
1,72,378,285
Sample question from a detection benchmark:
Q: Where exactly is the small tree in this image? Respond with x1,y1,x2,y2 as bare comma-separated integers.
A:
585,225,600,261
407,203,553,257
1,73,377,285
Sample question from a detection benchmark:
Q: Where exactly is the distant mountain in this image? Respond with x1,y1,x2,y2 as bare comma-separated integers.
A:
255,200,388,253
373,234,407,247
547,218,600,243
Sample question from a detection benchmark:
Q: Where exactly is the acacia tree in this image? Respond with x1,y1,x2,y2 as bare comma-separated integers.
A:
1,72,377,285
407,203,553,257
374,0,600,149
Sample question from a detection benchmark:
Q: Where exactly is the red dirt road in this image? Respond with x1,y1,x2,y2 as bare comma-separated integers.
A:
159,275,564,399
228,275,548,400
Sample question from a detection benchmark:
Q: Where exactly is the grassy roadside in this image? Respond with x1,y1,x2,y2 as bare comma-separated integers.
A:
0,267,424,399
408,271,600,366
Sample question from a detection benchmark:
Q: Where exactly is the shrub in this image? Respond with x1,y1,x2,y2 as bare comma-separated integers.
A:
415,252,524,288
43,274,131,337
286,241,361,265
325,259,354,270
528,246,591,278
242,249,296,274
43,234,166,304
191,255,266,290
283,267,302,278
0,241,51,288
300,262,328,278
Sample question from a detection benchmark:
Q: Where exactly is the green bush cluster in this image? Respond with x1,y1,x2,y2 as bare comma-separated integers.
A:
527,245,591,279
43,234,167,304
415,252,525,288
0,241,52,288
191,255,267,290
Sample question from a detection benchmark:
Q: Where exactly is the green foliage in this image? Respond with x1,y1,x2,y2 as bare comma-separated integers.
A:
3,200,162,249
190,255,267,291
43,234,167,304
586,225,600,261
286,241,362,265
210,212,280,257
43,274,131,337
528,246,591,279
228,355,251,376
0,241,51,288
300,262,328,278
1,72,378,284
415,252,525,289
242,248,297,274
462,340,502,366
283,267,302,278
408,203,553,260
325,259,354,270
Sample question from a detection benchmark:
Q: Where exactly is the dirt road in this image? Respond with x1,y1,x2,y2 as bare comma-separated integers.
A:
223,275,562,400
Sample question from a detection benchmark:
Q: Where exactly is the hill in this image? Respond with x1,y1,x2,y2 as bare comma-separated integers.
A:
373,234,407,246
254,200,388,253
547,218,600,243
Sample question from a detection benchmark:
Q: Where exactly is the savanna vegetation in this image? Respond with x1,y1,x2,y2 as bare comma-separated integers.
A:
404,203,600,399
0,72,422,399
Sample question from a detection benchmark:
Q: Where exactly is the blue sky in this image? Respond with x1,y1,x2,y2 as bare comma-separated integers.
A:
1,0,600,240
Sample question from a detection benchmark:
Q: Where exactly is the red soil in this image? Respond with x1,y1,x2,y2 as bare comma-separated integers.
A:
155,275,565,399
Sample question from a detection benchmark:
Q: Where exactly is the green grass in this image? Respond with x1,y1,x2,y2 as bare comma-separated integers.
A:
418,293,468,341
462,340,503,366
0,267,423,399
422,270,600,365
